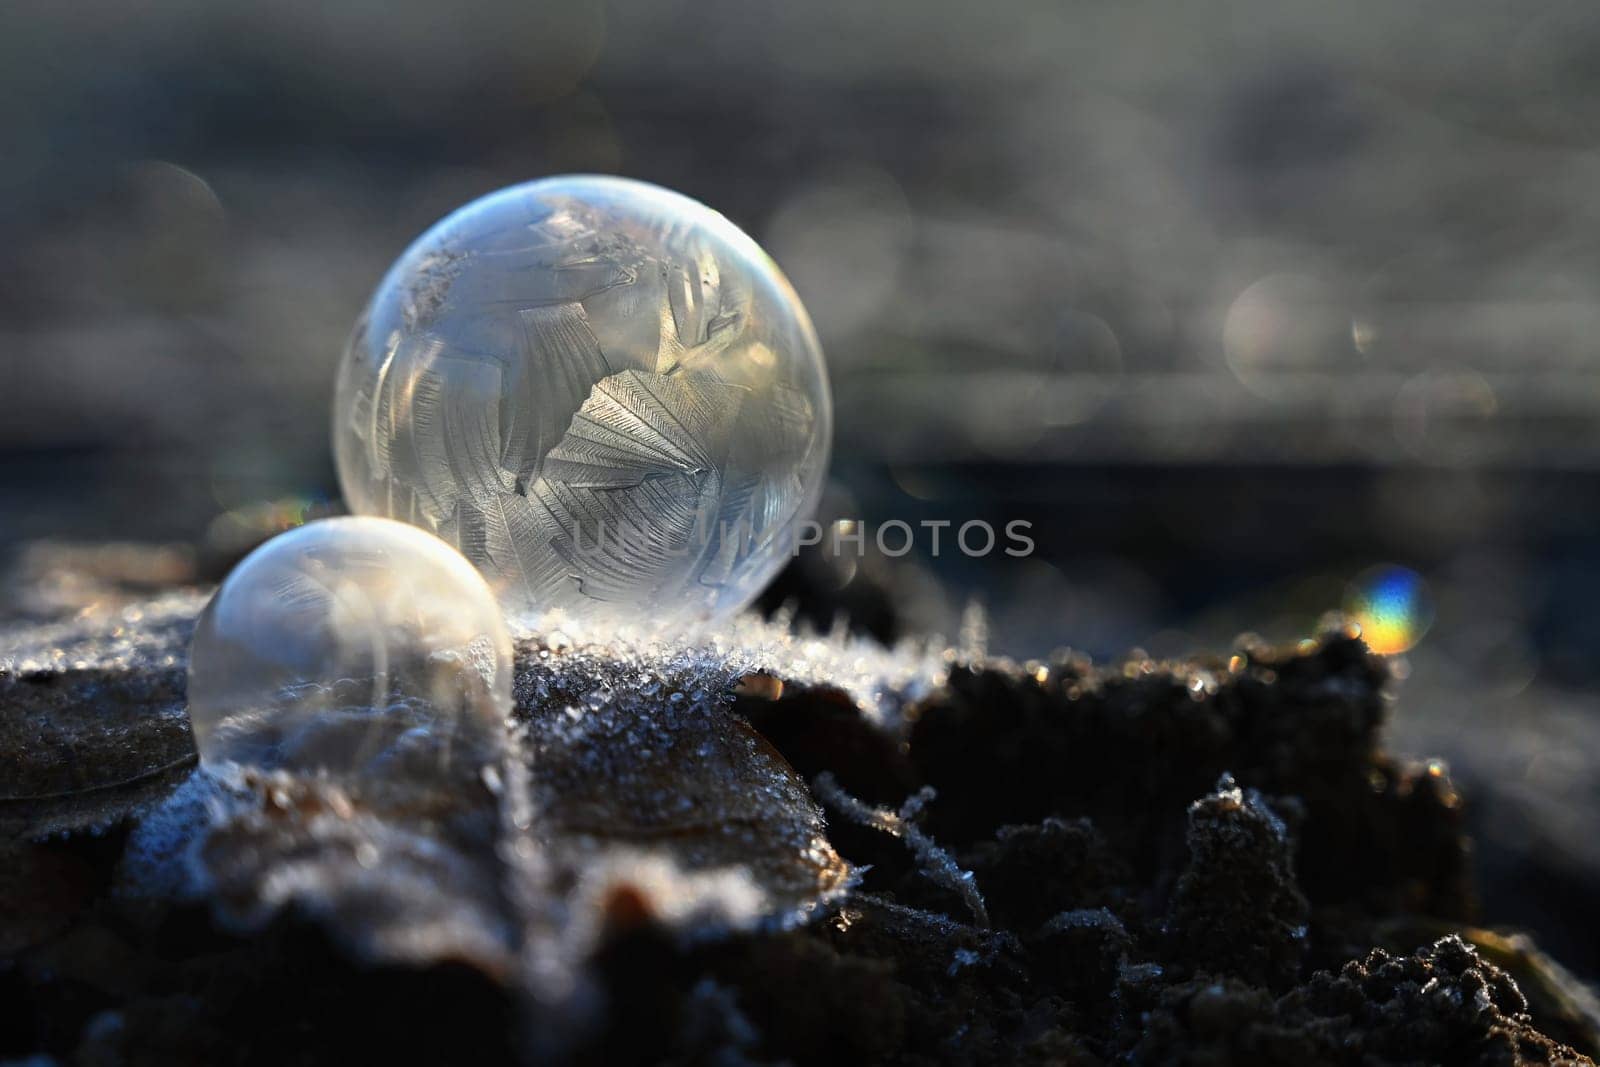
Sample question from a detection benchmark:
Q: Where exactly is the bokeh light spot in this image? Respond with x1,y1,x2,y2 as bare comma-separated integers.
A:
1346,564,1434,654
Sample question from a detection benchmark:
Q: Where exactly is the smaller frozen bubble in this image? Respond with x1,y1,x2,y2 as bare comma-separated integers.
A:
187,517,513,781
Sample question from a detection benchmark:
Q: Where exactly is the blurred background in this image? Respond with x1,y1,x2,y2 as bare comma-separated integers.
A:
2,0,1599,975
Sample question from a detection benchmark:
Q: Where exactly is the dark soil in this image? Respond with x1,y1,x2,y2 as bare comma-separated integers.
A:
2,558,1598,1065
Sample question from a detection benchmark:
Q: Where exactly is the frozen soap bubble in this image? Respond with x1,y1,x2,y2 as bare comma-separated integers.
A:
187,517,513,781
333,175,832,626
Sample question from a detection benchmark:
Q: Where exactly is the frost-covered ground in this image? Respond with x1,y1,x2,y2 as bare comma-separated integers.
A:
4,559,1599,1062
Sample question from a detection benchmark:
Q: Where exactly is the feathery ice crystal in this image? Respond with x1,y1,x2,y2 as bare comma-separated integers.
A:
186,517,513,779
333,176,832,627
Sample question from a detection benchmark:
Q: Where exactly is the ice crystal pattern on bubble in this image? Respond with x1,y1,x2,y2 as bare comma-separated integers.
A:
334,176,831,625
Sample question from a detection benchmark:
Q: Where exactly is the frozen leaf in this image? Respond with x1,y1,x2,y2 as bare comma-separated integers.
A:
513,640,851,922
90,605,861,1028
0,593,202,838
196,772,517,978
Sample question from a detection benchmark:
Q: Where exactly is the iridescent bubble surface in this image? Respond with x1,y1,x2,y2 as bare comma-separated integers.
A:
333,176,832,625
187,517,513,778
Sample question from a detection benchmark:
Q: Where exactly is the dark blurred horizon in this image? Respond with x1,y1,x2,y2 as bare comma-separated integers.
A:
4,0,1600,976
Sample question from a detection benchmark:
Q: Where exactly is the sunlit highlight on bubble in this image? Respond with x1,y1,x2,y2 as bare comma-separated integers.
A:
1346,565,1434,655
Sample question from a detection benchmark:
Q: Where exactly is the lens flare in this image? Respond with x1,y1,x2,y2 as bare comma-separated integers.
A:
1346,565,1434,655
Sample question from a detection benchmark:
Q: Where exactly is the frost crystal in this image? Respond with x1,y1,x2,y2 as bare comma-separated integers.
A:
333,176,832,627
813,772,990,927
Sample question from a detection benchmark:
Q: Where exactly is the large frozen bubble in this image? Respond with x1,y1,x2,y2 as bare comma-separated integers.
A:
186,517,513,780
332,175,831,627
